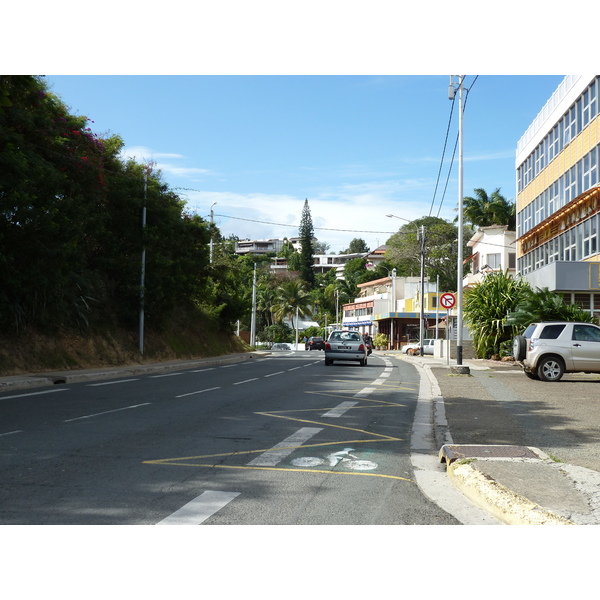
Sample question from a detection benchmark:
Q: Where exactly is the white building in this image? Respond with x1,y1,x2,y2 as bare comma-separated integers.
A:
463,225,517,287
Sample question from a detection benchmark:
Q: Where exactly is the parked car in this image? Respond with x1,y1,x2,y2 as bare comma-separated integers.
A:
402,339,435,355
513,321,600,382
324,330,368,366
305,337,325,351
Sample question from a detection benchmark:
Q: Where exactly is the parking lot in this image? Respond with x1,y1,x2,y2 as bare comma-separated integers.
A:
430,363,600,472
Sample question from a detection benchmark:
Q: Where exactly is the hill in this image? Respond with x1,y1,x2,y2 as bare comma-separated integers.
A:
0,320,250,376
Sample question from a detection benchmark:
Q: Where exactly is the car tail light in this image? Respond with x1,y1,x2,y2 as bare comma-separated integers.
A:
358,344,365,351
325,342,331,350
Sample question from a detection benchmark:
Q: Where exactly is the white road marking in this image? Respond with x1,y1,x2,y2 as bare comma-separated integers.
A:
322,401,358,418
175,387,220,398
64,403,151,422
0,430,23,437
191,368,216,373
354,387,376,396
87,379,139,386
233,378,259,385
264,371,285,378
0,389,69,400
247,427,323,467
156,490,240,525
150,372,183,378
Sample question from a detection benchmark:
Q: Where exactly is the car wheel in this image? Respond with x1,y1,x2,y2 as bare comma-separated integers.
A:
360,358,367,366
325,358,332,366
512,335,527,361
537,356,564,382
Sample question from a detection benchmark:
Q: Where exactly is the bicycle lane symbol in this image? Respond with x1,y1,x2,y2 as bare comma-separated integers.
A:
290,447,378,471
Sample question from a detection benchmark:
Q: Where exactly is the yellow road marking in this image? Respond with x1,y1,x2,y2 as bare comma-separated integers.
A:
144,375,413,482
144,460,414,483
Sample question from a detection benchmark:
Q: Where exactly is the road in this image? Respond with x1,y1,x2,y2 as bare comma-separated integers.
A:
0,351,462,525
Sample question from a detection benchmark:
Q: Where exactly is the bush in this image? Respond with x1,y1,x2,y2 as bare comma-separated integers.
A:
373,333,388,348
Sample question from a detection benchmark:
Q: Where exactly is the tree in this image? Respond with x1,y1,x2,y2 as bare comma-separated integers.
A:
272,280,312,325
0,75,215,335
463,271,531,358
462,188,516,230
298,199,316,288
385,216,469,291
342,238,370,254
506,287,596,328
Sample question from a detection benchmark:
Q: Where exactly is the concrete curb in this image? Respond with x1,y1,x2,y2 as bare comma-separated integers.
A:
447,460,574,525
0,352,265,391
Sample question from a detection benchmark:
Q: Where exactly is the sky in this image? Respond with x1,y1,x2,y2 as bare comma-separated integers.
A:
44,74,565,253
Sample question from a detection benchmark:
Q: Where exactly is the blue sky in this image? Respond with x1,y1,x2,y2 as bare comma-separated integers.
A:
46,74,565,253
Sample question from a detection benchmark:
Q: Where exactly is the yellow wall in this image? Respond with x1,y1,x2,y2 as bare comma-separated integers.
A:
518,116,600,210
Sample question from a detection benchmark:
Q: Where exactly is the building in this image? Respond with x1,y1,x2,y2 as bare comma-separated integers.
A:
235,238,285,255
463,225,517,287
515,75,600,318
341,275,445,349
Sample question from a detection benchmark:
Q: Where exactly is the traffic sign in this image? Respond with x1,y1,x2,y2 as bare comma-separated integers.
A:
440,292,456,309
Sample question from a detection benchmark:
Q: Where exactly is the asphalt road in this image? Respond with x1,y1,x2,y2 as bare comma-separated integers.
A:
0,351,461,525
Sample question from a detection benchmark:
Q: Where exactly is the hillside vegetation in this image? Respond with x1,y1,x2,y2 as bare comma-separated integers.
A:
1,76,250,372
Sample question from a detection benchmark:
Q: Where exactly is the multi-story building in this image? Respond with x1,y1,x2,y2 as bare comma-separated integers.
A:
515,75,600,318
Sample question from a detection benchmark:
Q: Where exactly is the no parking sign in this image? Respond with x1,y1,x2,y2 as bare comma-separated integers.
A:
440,292,456,310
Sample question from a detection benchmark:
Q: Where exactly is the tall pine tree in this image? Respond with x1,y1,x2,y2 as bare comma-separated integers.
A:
298,199,316,288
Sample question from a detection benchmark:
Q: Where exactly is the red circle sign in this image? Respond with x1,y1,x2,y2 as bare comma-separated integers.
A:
440,292,456,309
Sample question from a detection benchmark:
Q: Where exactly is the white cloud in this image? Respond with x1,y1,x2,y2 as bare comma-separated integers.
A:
178,185,445,253
119,146,210,178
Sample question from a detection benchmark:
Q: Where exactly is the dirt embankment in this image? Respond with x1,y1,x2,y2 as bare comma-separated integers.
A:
0,326,249,376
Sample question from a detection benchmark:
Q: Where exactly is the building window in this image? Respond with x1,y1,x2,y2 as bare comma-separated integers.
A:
508,252,516,268
574,293,591,310
487,253,501,268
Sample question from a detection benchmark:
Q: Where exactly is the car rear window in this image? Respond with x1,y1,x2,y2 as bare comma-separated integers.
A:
539,324,566,339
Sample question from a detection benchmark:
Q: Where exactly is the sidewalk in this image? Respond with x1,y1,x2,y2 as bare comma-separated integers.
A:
397,351,600,525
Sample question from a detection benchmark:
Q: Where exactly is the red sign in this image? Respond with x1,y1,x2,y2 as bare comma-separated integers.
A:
440,292,456,309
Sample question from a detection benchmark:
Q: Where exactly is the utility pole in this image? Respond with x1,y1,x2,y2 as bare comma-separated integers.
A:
209,202,216,264
419,225,426,356
250,263,257,347
390,268,396,350
139,169,148,355
449,75,467,371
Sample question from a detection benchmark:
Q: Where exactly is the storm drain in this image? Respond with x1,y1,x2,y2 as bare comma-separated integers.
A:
439,444,542,465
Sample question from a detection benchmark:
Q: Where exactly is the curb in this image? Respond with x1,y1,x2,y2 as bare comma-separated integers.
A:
447,460,574,525
0,352,265,391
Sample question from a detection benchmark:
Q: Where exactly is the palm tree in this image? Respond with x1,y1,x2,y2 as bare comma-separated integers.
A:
256,286,276,328
506,287,596,328
462,188,516,229
272,280,312,334
463,270,531,358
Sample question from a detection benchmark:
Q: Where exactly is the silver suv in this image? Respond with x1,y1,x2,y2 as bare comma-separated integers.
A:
513,321,600,382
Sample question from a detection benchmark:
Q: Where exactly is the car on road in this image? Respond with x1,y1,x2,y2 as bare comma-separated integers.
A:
402,339,435,355
305,336,325,351
324,330,368,366
271,343,292,350
513,321,600,382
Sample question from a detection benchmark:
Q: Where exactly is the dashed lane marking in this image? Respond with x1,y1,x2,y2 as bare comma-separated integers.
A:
156,490,240,525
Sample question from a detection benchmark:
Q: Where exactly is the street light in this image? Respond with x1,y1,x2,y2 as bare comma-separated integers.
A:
449,75,466,368
386,214,426,355
209,202,217,264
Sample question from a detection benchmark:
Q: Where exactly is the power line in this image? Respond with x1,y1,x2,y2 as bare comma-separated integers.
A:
214,213,396,235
